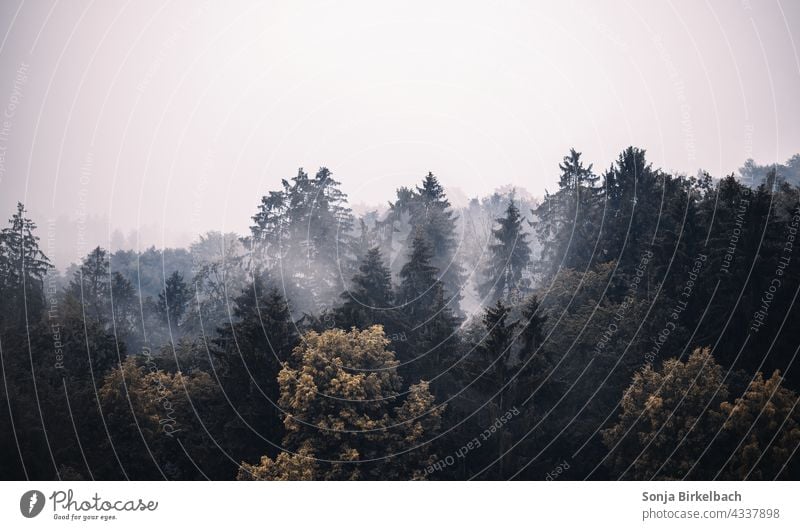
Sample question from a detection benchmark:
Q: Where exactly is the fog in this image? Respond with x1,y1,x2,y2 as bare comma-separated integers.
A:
1,0,799,268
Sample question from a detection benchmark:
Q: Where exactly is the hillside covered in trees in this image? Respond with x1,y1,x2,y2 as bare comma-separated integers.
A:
1,148,799,480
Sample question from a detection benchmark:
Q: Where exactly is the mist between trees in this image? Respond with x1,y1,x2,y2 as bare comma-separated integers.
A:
1,148,800,480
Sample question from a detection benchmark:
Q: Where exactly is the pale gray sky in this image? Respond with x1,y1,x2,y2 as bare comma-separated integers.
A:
1,0,799,267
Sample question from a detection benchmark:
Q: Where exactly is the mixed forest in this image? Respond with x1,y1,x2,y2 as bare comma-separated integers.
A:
2,148,800,480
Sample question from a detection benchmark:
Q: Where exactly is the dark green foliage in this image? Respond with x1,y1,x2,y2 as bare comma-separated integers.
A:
158,271,191,325
396,230,460,393
384,172,465,315
335,247,395,330
213,273,298,464
480,198,532,304
3,147,800,481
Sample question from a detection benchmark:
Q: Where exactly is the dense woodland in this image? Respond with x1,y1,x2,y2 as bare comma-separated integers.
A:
2,148,800,480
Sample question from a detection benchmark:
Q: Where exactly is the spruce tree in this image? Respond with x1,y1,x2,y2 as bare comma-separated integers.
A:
397,229,440,317
214,274,298,463
158,271,191,325
68,247,111,326
397,229,459,389
533,149,600,276
468,299,519,478
0,202,51,325
335,247,394,330
519,294,546,354
480,197,532,304
387,173,465,314
599,147,659,269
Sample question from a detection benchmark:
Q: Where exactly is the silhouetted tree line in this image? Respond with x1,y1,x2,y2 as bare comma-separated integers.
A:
1,149,799,480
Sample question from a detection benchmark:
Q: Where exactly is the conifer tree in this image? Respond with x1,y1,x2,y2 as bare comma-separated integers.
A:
214,274,298,463
465,300,519,478
68,247,112,326
519,294,546,354
335,247,394,330
158,271,191,325
396,230,459,388
248,167,356,314
385,173,464,314
478,300,518,414
533,149,600,276
397,229,439,318
480,197,532,304
0,202,51,324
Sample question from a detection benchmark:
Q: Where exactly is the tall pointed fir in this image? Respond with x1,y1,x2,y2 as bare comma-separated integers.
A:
214,273,299,464
0,202,51,325
389,172,465,315
158,271,191,326
598,147,659,268
396,229,459,393
335,246,395,331
469,299,519,478
480,197,532,304
533,149,600,276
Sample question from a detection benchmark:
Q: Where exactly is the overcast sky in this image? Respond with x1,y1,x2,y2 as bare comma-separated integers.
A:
1,0,799,267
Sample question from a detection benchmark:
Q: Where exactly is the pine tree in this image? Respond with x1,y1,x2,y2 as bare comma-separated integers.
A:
397,229,440,317
0,202,51,286
385,173,465,314
519,294,546,354
0,202,51,325
68,247,111,326
480,197,532,304
532,149,600,276
479,300,518,412
335,247,394,330
467,299,519,478
158,271,191,325
110,271,137,339
214,274,298,463
599,147,659,268
396,230,459,389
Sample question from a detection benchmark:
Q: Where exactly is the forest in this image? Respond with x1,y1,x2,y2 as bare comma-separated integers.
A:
1,147,799,480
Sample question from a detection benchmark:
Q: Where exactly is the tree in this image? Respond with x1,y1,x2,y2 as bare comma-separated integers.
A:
238,326,443,480
158,271,191,325
0,202,51,325
397,229,441,319
396,230,459,388
97,357,230,479
64,247,138,343
532,149,599,275
519,294,546,354
214,274,298,464
68,247,112,326
480,197,532,304
185,233,248,335
386,173,465,314
598,147,660,268
602,348,728,480
248,167,357,316
0,202,51,287
335,247,395,330
719,370,800,479
475,300,519,478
